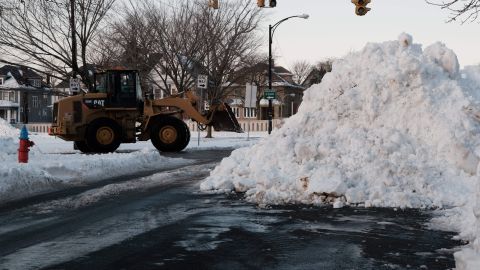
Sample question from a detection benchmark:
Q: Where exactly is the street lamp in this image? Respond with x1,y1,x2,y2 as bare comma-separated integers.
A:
268,14,309,134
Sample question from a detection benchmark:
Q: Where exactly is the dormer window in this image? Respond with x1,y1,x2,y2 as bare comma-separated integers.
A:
29,79,41,87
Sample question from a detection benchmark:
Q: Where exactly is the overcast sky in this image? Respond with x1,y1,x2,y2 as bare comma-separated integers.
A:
261,0,480,69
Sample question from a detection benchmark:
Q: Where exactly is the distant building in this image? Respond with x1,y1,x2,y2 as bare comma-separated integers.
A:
228,63,305,120
0,65,53,124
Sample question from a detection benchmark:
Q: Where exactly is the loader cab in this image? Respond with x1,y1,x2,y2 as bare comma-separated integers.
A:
94,70,143,108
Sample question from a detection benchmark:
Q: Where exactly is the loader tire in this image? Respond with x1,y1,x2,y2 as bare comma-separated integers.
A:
150,116,190,152
85,118,121,153
74,141,92,153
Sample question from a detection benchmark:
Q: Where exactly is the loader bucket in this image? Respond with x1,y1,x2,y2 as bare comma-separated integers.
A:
211,103,243,133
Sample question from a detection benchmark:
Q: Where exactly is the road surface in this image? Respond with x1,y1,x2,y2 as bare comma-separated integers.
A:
0,149,462,270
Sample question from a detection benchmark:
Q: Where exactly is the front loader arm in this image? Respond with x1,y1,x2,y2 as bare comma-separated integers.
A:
149,97,210,125
143,96,243,134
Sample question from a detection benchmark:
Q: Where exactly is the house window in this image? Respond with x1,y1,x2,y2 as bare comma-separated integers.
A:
32,96,39,108
232,107,239,118
0,78,3,85
30,79,41,87
243,108,257,119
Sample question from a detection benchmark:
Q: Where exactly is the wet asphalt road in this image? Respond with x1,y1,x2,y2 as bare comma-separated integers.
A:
0,149,463,270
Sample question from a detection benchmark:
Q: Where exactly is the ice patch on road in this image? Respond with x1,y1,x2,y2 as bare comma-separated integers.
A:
33,164,215,211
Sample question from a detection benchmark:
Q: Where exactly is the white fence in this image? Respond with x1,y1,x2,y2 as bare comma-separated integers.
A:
13,119,285,134
186,119,284,132
13,123,51,133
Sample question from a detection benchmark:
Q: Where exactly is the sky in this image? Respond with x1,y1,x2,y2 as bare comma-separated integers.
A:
261,0,480,70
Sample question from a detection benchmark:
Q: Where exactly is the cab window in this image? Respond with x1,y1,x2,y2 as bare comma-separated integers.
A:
120,73,135,95
95,73,107,93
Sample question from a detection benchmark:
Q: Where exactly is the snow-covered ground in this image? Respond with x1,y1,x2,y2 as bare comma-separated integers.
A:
0,117,262,205
201,34,480,269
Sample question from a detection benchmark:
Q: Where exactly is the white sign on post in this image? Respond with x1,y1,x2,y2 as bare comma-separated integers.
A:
197,75,208,89
69,78,81,93
245,83,257,108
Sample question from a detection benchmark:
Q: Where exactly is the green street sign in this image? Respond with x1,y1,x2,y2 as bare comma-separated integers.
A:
264,89,276,100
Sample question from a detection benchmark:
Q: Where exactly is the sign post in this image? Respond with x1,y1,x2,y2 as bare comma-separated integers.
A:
69,78,81,94
264,89,276,100
197,75,208,146
264,89,276,134
197,75,208,89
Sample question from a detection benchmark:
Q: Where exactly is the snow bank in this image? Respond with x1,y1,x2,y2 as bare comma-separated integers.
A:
0,147,193,204
201,34,480,268
0,118,18,158
0,119,194,203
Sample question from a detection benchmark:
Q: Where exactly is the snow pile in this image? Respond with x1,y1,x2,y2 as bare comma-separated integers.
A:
201,34,480,266
0,118,18,158
202,33,479,208
0,117,17,137
454,176,480,270
0,147,193,203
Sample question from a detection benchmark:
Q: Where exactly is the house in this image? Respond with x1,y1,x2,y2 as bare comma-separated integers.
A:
0,65,53,124
227,63,305,120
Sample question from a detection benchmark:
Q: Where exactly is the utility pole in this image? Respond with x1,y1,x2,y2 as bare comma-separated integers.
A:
70,0,79,81
267,14,309,134
268,24,273,134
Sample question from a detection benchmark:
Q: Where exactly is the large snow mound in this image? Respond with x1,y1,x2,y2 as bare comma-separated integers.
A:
202,33,479,208
201,33,480,268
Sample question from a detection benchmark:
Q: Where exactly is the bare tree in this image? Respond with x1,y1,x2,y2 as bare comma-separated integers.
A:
148,0,206,97
427,0,480,23
0,0,116,89
94,0,161,89
290,60,312,85
197,0,263,101
196,0,263,137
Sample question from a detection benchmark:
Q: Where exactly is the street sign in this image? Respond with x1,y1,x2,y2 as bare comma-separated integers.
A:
197,75,208,89
69,78,81,93
245,83,257,108
264,89,276,100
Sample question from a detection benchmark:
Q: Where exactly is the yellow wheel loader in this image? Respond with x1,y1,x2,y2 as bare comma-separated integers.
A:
49,69,242,153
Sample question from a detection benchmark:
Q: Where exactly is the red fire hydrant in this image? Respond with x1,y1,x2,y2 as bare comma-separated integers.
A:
18,126,34,163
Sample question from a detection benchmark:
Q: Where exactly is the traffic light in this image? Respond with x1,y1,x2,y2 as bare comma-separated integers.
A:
269,0,277,7
351,0,371,16
257,0,265,7
208,0,219,9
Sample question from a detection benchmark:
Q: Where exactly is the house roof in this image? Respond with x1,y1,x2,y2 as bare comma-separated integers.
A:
242,63,292,75
233,63,297,86
0,65,45,88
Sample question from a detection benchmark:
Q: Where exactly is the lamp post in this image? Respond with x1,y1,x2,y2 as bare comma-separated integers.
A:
268,14,309,134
